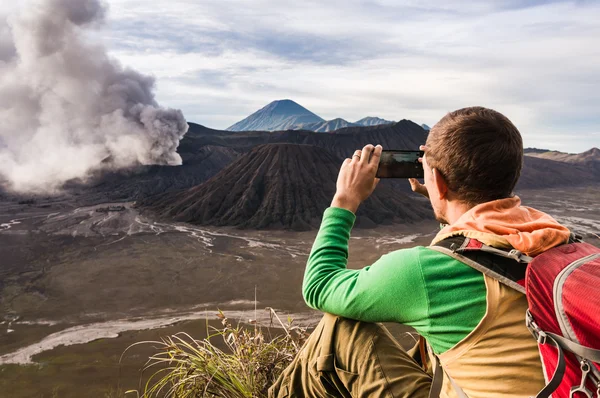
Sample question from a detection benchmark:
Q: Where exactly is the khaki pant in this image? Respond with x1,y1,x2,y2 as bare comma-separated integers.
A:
269,313,433,398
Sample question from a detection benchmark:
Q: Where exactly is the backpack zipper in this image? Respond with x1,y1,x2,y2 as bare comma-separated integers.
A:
552,253,600,342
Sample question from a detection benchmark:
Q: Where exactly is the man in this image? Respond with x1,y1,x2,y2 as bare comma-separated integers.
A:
268,106,571,398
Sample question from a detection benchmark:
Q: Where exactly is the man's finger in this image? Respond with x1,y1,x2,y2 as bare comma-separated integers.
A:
409,178,429,197
419,145,427,164
351,149,362,163
370,144,382,166
409,178,423,190
360,144,374,165
409,178,418,191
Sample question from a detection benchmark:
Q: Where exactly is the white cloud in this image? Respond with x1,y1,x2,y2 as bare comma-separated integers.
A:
6,0,600,153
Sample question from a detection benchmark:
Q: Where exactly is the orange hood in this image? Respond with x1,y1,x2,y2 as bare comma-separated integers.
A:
431,196,570,257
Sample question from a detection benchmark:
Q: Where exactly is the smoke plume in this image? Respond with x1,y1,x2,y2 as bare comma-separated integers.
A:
0,0,189,194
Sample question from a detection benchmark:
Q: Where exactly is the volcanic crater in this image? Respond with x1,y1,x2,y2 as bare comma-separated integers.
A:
141,143,433,230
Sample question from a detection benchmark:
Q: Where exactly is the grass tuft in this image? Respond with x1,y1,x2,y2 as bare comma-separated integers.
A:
123,308,309,398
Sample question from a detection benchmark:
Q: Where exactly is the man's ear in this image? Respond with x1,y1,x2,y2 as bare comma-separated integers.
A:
432,168,449,200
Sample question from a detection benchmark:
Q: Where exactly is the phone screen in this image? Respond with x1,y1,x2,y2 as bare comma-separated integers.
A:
376,150,424,178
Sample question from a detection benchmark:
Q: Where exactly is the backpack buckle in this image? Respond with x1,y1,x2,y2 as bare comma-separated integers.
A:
507,249,533,263
536,330,547,345
525,310,547,344
507,249,523,261
525,310,537,329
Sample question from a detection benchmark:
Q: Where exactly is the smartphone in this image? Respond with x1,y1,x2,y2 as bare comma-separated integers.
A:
376,150,424,178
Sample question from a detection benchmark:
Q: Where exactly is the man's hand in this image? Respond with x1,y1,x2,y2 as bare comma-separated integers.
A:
331,144,382,213
409,145,429,198
409,179,428,198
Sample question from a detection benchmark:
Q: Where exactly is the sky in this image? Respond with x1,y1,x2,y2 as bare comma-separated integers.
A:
2,0,600,153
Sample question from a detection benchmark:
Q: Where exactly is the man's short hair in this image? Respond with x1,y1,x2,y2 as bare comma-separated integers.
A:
426,106,523,206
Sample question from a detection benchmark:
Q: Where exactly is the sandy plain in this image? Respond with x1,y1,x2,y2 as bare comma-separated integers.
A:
0,185,598,397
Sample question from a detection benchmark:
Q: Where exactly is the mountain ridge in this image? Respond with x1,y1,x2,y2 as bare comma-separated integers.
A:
227,100,401,133
74,119,600,226
294,118,359,133
525,146,600,163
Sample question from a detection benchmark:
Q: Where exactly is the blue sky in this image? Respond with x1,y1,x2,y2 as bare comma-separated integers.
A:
3,0,600,152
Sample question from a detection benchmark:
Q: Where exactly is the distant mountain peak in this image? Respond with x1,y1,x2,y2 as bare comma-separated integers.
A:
261,99,308,112
226,100,324,132
421,124,431,131
355,116,394,127
294,118,358,133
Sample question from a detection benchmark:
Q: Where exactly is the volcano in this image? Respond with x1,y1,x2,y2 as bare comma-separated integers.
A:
141,143,432,230
226,100,324,132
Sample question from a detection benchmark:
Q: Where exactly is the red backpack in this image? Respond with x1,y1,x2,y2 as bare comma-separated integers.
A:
433,234,600,398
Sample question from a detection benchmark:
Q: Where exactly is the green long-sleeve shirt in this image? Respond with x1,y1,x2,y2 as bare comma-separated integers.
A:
303,207,488,354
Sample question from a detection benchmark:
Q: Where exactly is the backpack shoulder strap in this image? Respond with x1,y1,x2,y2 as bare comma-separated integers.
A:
428,342,469,398
431,236,528,294
427,236,540,396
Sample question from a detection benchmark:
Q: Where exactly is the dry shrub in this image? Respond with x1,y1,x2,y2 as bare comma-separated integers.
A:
124,308,309,398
